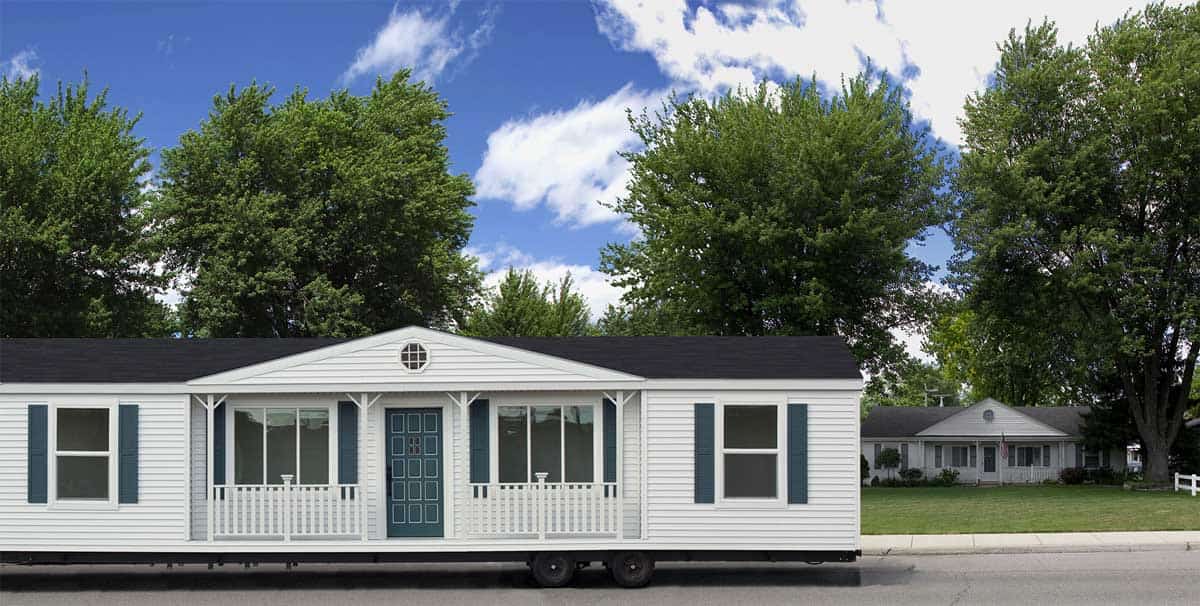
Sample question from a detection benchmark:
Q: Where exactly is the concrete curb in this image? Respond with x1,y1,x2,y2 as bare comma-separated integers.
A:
861,531,1200,556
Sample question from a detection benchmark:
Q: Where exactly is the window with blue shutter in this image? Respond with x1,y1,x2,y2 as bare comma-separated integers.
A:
27,404,48,503
337,402,358,484
469,399,489,483
118,404,139,503
787,403,808,504
694,403,714,503
603,399,617,483
213,402,226,485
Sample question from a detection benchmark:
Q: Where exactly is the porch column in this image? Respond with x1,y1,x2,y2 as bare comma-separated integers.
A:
348,392,382,542
448,391,479,539
205,396,215,543
975,440,980,484
615,390,624,541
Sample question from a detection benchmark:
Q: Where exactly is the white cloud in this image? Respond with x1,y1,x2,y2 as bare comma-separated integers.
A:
475,84,664,228
594,0,1186,146
342,2,497,84
2,49,39,80
468,244,625,320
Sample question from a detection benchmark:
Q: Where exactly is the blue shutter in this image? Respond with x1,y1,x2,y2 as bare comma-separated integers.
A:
694,403,714,503
118,404,139,503
469,399,489,483
603,399,617,483
213,402,226,485
338,402,358,484
27,405,48,503
787,403,808,504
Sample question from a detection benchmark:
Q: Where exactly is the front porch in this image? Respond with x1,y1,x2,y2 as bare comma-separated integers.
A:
191,390,641,543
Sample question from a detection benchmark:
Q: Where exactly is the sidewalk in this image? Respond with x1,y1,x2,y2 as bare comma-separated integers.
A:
862,530,1200,556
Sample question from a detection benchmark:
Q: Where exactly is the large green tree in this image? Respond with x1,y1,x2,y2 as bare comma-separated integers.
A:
952,6,1200,483
462,269,593,337
1,76,170,337
151,72,480,337
601,76,948,373
862,356,963,412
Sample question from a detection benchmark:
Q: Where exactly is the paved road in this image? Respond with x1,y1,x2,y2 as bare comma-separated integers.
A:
2,551,1198,605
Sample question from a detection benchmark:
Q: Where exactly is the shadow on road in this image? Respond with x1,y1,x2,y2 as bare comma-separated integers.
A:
0,562,914,592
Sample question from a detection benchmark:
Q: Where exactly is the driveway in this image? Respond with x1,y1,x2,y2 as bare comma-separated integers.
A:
2,551,1197,605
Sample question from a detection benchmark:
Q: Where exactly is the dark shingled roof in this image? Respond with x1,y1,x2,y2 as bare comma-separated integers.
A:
0,338,348,383
480,335,862,379
861,404,1090,438
1,334,861,383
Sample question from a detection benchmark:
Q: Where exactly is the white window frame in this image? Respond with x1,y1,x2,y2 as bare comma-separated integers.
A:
1015,445,1046,467
716,400,786,508
491,401,602,484
47,400,119,510
398,341,430,373
229,405,337,486
948,445,970,468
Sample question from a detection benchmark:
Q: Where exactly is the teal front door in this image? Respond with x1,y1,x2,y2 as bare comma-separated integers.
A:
386,408,443,537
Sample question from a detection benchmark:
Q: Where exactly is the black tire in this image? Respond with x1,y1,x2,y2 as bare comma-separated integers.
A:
530,552,576,588
608,551,654,588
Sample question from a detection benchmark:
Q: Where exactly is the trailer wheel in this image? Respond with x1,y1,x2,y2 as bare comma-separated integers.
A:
529,552,576,588
608,551,654,588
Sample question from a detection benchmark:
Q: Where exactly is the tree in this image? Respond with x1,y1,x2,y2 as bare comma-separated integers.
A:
862,356,963,412
952,6,1200,483
151,71,479,337
1,75,170,337
877,448,901,480
462,269,594,337
602,76,948,374
596,302,690,336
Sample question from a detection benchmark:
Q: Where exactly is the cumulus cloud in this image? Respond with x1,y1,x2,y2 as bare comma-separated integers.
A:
468,244,625,320
342,2,497,84
475,84,663,228
2,49,39,80
593,0,1186,146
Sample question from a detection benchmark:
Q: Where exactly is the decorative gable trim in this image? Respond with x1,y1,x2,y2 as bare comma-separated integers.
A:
916,398,1068,437
187,326,644,386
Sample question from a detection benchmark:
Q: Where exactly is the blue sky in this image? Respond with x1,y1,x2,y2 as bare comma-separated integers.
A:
2,0,1174,330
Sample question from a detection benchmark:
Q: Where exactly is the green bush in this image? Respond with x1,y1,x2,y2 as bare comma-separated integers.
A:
1060,467,1086,484
870,475,881,487
930,468,960,486
899,467,924,482
862,454,870,480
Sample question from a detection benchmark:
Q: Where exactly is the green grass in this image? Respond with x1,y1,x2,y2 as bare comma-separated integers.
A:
862,485,1200,534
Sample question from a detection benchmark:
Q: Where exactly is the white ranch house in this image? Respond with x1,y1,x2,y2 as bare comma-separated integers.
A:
0,327,864,587
861,398,1125,484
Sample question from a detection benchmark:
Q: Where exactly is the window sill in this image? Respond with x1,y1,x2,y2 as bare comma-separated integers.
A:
46,500,120,512
714,498,788,510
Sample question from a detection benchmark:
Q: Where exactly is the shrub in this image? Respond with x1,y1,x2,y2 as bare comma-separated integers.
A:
861,454,870,480
931,468,960,486
878,448,901,478
870,475,881,487
1085,467,1118,485
899,467,924,482
1060,467,1086,485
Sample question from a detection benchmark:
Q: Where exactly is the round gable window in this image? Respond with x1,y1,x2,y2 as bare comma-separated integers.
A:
983,409,995,423
399,342,430,372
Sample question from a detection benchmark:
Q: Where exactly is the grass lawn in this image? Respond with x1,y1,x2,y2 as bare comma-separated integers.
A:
862,485,1200,534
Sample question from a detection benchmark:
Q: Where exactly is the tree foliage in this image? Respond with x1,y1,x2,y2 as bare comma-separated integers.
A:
862,356,963,412
461,269,593,337
151,71,479,337
877,447,901,479
602,76,948,373
952,6,1200,482
0,75,170,337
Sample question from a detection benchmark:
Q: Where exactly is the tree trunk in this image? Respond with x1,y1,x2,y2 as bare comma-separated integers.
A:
1142,436,1172,485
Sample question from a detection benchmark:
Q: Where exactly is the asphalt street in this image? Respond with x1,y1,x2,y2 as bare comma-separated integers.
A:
2,550,1197,605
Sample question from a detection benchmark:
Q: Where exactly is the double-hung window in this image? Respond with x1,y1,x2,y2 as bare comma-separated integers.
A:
1083,448,1102,469
497,405,595,483
721,404,779,500
234,407,330,485
948,445,969,468
54,407,113,501
1016,445,1049,467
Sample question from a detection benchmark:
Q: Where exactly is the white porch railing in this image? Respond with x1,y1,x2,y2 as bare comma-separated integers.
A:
467,474,620,538
212,477,363,539
1004,467,1059,483
1175,472,1199,496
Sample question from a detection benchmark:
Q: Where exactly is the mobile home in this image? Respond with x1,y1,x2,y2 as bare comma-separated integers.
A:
0,327,863,587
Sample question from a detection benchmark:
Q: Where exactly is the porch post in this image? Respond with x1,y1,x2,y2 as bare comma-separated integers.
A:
615,390,624,541
639,389,648,541
205,395,215,543
974,440,980,484
358,392,370,542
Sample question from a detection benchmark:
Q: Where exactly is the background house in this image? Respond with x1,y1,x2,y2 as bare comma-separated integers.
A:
861,398,1125,484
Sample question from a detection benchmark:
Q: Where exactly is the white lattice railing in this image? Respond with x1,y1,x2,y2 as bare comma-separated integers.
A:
212,477,363,539
467,474,619,538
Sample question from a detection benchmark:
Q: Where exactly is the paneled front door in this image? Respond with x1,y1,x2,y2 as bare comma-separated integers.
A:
386,408,443,537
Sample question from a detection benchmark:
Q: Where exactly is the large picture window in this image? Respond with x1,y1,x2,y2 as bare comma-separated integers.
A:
497,405,594,483
1015,445,1048,467
722,404,778,499
234,407,330,485
55,407,111,500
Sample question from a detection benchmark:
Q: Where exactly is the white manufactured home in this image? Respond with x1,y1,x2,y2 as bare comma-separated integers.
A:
0,327,863,587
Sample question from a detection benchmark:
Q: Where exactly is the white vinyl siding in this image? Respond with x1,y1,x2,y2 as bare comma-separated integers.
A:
0,395,190,547
644,389,859,550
